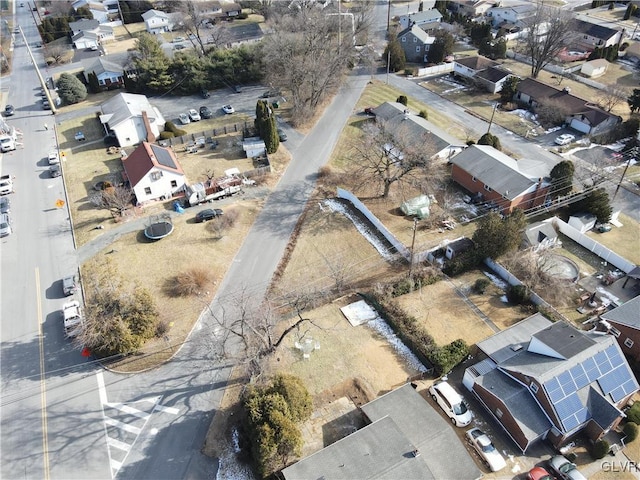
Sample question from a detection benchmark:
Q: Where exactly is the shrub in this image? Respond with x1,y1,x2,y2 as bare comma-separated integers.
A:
418,110,428,119
624,422,639,443
164,121,178,133
626,403,640,424
473,278,490,294
397,95,408,106
159,131,175,140
592,439,610,460
170,267,213,296
507,284,530,305
155,319,170,337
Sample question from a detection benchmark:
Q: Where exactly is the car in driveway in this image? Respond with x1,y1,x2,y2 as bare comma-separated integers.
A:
195,208,223,223
199,106,212,119
222,105,234,114
0,197,10,214
465,428,506,472
62,275,78,296
188,109,201,122
428,381,472,427
0,213,12,237
179,113,190,125
555,133,575,145
277,128,287,142
548,455,587,480
4,104,14,116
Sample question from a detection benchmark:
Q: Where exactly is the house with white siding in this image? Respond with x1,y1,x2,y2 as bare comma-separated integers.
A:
99,93,165,147
142,9,173,35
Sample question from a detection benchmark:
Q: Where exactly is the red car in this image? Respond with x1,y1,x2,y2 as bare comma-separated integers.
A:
528,466,553,480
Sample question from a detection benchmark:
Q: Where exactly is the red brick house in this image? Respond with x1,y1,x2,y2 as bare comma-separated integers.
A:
463,314,639,452
449,145,550,213
600,295,640,362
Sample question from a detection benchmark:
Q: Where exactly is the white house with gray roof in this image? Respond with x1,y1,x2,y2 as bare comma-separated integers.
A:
142,9,173,34
464,314,639,452
398,9,443,30
281,384,482,480
99,93,165,147
372,102,466,162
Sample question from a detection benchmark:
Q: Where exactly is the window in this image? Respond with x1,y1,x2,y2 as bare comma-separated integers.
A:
416,46,421,52
530,383,539,394
144,187,151,195
484,184,492,192
402,36,406,42
150,171,163,181
413,37,417,43
625,338,634,348
170,180,177,188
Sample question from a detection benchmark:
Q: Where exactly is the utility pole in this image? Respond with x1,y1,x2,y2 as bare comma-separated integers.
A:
613,147,636,201
18,26,57,114
387,0,392,33
486,102,498,134
409,218,418,278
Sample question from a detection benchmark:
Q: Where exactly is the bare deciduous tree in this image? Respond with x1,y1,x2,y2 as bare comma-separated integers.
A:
46,45,69,65
90,185,134,217
597,84,629,112
521,5,577,78
178,0,211,56
534,97,573,128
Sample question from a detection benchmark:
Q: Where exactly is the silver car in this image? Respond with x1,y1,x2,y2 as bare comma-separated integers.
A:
0,213,12,237
548,455,586,480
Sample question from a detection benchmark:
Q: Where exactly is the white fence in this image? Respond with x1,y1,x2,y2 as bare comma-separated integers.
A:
416,63,454,78
484,258,550,308
554,217,635,273
337,188,410,259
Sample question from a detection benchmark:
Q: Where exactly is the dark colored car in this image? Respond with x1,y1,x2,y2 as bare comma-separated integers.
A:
49,164,61,177
200,88,210,99
232,85,241,93
277,128,287,142
261,89,281,98
62,275,78,296
199,106,212,119
0,197,10,214
195,208,223,223
4,105,14,116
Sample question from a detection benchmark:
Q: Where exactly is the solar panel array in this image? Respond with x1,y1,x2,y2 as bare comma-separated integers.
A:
543,344,639,432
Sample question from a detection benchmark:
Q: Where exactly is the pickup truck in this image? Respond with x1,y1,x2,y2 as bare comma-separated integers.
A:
0,174,14,195
62,300,84,338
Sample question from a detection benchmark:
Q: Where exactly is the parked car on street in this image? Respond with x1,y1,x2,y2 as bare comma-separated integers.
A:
48,150,59,165
0,213,12,237
222,105,234,114
0,197,10,214
49,164,61,177
179,113,190,125
555,134,575,146
62,275,78,296
188,109,201,122
548,455,587,480
199,106,212,119
428,381,472,427
277,128,287,142
527,466,554,480
4,104,14,116
195,208,223,223
465,428,506,472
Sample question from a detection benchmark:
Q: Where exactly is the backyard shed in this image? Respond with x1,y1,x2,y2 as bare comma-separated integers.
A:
568,213,597,233
445,237,474,259
400,195,431,219
580,59,608,78
242,137,266,158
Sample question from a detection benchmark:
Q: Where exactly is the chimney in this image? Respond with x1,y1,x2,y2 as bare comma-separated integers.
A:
141,110,155,143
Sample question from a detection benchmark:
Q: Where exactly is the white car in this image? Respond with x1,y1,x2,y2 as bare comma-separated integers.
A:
555,134,575,145
0,213,11,237
179,113,190,125
465,428,506,472
222,105,235,114
62,300,84,338
428,381,472,427
48,150,60,165
188,109,201,122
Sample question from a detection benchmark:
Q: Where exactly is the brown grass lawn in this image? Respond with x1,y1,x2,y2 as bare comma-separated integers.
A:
585,213,640,265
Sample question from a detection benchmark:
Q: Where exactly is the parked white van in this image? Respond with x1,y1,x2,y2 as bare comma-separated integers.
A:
429,381,472,427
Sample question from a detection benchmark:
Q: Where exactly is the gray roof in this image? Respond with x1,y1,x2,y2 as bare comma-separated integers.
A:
587,386,623,429
475,369,551,442
86,58,123,76
401,9,443,24
475,66,511,83
283,384,481,480
372,102,464,158
69,18,99,33
531,321,597,361
100,93,160,129
142,8,169,20
398,24,433,44
524,221,558,247
476,313,552,364
450,145,539,200
601,296,640,329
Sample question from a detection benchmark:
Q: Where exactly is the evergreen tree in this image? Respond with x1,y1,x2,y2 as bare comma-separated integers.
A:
384,38,406,72
255,100,279,154
87,72,101,93
573,188,612,223
500,76,520,103
57,72,88,104
628,88,640,113
549,159,575,199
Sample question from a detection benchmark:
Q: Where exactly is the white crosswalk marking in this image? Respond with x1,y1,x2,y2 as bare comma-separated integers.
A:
104,417,142,435
107,437,131,452
105,402,152,420
154,404,180,415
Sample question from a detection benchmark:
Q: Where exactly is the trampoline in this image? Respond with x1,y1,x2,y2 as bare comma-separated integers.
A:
144,215,174,240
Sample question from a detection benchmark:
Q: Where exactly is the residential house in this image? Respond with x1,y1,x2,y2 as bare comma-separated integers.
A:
600,296,640,362
449,145,550,213
72,0,109,23
397,24,435,64
487,3,536,29
464,314,639,452
226,23,264,47
281,384,482,480
99,93,165,147
69,19,114,49
448,0,497,18
581,58,609,78
83,58,125,90
454,56,513,93
221,2,242,18
574,19,623,50
515,78,621,135
122,142,186,204
398,9,443,31
142,9,173,35
523,220,559,251
372,102,466,161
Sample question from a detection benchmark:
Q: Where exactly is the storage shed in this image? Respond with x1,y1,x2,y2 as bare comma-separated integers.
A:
581,59,608,78
568,213,597,233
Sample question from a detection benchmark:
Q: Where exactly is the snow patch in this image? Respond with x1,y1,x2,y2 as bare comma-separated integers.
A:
482,270,509,290
366,317,429,373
